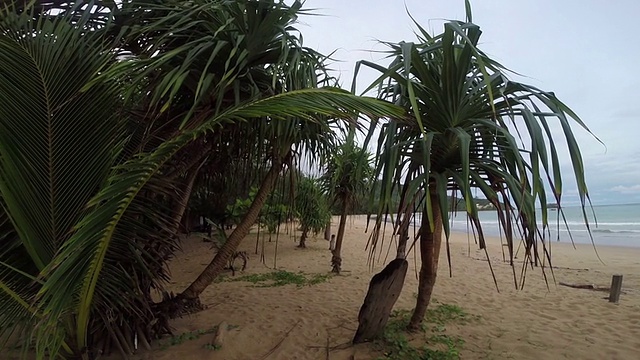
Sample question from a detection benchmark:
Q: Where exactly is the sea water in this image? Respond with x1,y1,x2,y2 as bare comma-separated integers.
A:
445,203,640,248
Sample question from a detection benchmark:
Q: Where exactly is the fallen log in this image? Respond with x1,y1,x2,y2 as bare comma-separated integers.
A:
559,282,626,294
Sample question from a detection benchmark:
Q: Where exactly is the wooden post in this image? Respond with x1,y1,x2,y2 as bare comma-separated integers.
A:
609,274,623,303
329,234,336,251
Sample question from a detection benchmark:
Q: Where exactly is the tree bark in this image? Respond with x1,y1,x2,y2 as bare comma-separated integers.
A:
331,197,349,273
395,206,413,259
165,140,212,181
324,220,331,241
353,258,408,343
167,165,201,237
408,192,443,331
298,227,308,248
179,152,288,299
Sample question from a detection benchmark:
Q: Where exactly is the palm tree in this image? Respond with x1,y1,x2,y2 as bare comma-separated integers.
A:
294,176,331,248
356,4,596,334
322,142,374,273
144,0,401,303
0,5,163,358
0,2,404,357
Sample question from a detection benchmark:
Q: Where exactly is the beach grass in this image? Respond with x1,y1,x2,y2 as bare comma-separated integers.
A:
375,304,476,360
226,270,332,287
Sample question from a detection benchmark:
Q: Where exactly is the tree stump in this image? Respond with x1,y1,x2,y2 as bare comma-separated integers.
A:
353,258,408,343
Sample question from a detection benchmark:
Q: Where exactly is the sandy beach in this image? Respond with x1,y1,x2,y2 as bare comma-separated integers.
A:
123,215,640,360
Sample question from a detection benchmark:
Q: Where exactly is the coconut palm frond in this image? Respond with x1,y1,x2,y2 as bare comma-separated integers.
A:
34,87,403,355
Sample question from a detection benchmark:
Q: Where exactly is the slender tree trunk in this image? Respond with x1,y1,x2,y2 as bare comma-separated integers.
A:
165,140,212,181
167,166,201,237
408,192,443,331
324,220,331,241
331,198,349,273
179,153,287,300
395,205,413,259
298,227,308,248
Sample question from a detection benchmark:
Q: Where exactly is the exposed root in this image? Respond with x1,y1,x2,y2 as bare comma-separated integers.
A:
156,291,206,320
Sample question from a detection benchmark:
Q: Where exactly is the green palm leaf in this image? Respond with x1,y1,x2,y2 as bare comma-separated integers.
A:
0,6,126,356
34,88,403,356
360,9,595,286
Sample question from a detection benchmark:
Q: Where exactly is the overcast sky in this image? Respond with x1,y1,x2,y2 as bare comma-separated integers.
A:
297,0,639,206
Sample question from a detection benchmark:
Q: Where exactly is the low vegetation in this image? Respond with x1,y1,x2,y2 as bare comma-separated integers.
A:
227,270,332,287
159,324,239,350
376,303,478,360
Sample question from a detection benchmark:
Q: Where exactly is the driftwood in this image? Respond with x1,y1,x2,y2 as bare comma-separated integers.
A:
472,257,589,272
307,341,351,351
559,282,625,294
353,258,408,343
551,266,589,271
325,336,330,360
259,320,301,360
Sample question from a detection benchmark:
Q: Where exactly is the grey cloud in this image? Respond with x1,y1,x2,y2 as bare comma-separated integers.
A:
300,0,640,205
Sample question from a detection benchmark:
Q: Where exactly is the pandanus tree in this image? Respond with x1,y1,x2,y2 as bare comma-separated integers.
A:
294,176,331,248
0,1,404,358
107,0,352,303
154,0,398,303
322,142,374,273
354,4,595,340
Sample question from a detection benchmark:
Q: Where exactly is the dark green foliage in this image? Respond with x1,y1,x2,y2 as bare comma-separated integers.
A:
226,187,290,233
295,176,331,234
362,1,595,294
0,1,404,358
322,143,374,213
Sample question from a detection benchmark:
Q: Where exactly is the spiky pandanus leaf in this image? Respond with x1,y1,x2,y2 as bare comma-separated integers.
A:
361,5,595,289
295,176,331,235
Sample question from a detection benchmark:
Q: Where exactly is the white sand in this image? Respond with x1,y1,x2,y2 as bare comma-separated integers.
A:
114,215,640,359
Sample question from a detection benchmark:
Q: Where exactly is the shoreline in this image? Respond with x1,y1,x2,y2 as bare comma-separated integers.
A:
367,212,640,250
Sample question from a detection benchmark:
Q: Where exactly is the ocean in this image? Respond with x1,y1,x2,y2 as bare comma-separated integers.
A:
445,203,640,248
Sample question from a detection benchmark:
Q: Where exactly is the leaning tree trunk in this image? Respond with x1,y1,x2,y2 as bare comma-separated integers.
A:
167,164,202,237
298,226,309,248
165,139,212,181
407,192,443,331
179,153,288,301
331,197,349,273
353,258,408,343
